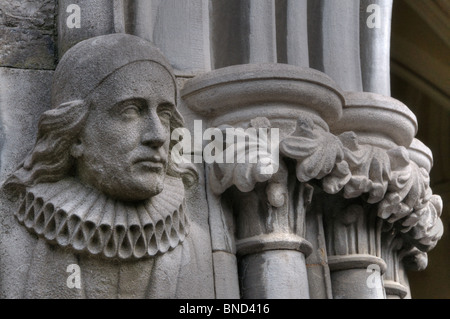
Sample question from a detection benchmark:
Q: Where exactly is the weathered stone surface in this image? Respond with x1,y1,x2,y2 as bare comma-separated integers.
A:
239,250,310,299
360,0,393,96
0,67,53,298
0,0,56,69
181,63,344,131
0,28,55,69
0,67,53,180
57,0,116,57
0,0,55,30
212,251,240,299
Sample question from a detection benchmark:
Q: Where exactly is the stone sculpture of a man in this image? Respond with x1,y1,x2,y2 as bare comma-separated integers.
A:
0,34,214,298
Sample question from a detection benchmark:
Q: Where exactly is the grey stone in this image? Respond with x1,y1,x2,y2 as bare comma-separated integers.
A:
0,67,53,298
331,92,418,148
0,28,55,70
0,67,53,180
57,0,116,57
239,250,310,299
360,0,393,96
210,0,276,68
1,34,214,298
331,268,385,299
212,251,240,299
0,0,55,30
285,0,309,67
0,0,56,69
0,1,444,300
308,0,363,92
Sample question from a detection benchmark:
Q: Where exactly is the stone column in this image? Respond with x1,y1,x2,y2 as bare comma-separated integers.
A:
324,92,419,299
360,0,393,96
285,0,309,67
210,0,277,68
182,63,345,298
319,195,387,299
381,228,408,299
308,0,363,91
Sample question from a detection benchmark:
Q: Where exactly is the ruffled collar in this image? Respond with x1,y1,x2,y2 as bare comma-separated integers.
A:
15,176,188,260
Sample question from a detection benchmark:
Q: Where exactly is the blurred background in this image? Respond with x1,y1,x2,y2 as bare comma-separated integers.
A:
390,0,450,299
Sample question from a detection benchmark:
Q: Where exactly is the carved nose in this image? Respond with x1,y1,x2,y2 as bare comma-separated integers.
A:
141,116,167,148
141,132,166,148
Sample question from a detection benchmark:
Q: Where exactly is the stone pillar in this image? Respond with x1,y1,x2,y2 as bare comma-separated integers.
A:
319,195,387,299
285,0,309,67
381,228,408,299
360,0,393,96
324,92,419,298
182,63,345,298
308,0,363,91
210,0,277,68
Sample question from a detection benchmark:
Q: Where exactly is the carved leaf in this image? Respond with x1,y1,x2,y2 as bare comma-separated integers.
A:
340,140,393,204
209,118,277,195
280,115,350,185
379,160,432,224
403,195,444,252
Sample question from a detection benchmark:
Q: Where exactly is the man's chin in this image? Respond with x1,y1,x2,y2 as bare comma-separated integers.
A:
130,177,165,201
100,178,165,202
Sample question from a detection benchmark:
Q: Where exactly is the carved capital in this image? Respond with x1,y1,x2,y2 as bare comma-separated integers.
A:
279,93,443,258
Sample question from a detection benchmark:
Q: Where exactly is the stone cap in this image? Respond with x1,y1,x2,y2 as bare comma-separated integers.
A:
408,139,434,173
330,92,418,149
52,33,175,108
181,63,345,130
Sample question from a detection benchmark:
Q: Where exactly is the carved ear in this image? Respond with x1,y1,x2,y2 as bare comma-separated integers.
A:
70,139,84,158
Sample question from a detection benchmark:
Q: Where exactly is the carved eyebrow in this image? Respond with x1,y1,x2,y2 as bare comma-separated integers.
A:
157,101,176,112
158,100,176,107
118,98,146,107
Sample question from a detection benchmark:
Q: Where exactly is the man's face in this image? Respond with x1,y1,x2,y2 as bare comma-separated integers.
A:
75,62,176,201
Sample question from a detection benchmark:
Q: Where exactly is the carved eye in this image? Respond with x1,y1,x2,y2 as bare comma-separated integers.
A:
121,104,141,118
158,104,174,122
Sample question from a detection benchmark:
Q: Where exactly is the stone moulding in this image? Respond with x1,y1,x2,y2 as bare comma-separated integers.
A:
327,254,387,273
181,63,344,131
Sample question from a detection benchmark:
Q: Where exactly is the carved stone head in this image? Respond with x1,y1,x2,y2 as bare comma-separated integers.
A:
3,34,197,259
6,34,196,200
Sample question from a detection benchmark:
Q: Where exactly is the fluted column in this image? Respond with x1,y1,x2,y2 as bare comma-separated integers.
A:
210,0,277,69
276,0,309,67
360,0,393,96
308,0,363,91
